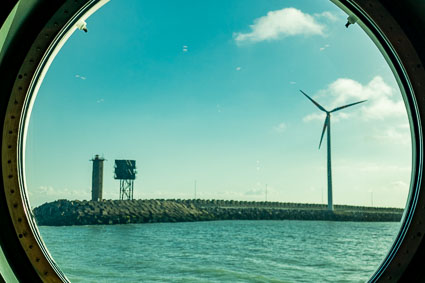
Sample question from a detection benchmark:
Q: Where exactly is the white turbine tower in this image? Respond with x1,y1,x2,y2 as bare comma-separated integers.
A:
300,90,366,211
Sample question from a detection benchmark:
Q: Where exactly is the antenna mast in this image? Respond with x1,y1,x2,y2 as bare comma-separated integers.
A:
265,184,268,202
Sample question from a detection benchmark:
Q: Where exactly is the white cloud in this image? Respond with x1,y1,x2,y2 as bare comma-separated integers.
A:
96,98,104,103
236,66,241,71
245,184,276,196
320,44,330,51
289,81,297,85
371,124,411,145
304,111,349,123
234,8,325,43
244,188,264,196
37,186,86,197
29,185,88,207
303,112,325,122
303,76,407,122
329,76,405,120
314,11,339,22
75,74,86,80
273,122,287,133
335,161,410,173
388,180,409,192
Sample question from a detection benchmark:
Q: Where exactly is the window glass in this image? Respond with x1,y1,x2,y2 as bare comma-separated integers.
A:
26,1,411,281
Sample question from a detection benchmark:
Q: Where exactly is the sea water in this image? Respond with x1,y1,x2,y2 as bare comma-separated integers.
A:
39,220,399,282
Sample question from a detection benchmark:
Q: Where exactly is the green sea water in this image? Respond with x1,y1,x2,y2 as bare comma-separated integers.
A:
39,220,399,282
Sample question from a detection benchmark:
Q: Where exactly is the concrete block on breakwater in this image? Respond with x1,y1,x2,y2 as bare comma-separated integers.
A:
32,199,404,226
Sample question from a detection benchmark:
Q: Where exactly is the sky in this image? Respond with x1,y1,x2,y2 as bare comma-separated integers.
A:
25,0,411,208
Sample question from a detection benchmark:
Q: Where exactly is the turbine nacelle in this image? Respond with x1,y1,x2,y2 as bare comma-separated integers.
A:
300,90,366,149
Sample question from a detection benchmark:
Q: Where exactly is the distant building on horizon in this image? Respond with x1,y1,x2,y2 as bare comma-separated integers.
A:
91,155,105,201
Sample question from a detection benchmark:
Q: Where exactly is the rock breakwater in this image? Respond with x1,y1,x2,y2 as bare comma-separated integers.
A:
33,199,403,226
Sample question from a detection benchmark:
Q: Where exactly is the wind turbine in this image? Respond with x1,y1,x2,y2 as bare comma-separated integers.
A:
300,90,366,211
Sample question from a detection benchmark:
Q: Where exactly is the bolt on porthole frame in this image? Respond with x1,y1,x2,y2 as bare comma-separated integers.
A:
1,0,425,282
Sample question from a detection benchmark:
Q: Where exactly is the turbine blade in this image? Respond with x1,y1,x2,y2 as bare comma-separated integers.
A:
319,115,329,149
330,100,367,113
300,90,328,112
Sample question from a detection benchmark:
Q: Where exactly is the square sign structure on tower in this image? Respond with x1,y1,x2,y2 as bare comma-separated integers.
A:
114,160,136,180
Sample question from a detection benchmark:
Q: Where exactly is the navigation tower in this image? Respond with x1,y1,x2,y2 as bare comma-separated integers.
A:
114,160,137,200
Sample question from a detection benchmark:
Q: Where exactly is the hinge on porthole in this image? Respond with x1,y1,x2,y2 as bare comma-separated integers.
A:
345,15,358,28
76,20,88,33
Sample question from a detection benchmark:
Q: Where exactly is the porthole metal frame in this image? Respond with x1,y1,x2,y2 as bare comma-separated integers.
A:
337,0,425,280
1,1,107,282
1,0,425,282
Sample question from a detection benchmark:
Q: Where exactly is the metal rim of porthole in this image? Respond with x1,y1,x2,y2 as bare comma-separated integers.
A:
0,0,424,282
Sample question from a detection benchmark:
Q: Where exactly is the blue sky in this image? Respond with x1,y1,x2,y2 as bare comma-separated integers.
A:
25,0,411,208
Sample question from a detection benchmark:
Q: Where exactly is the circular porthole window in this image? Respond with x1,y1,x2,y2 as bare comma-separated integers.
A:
1,0,424,282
